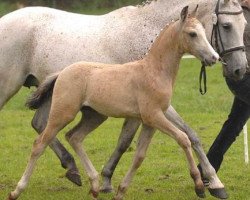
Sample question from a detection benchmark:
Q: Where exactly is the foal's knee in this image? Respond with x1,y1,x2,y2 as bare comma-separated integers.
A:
177,134,192,149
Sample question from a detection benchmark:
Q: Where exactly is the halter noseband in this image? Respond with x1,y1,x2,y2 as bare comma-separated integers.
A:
199,0,245,95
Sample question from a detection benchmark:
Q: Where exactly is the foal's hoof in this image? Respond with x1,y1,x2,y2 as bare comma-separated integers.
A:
195,188,206,198
100,185,114,193
208,188,228,199
7,193,16,200
89,188,99,199
65,170,82,186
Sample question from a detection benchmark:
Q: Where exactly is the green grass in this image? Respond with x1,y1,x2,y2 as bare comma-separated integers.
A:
0,59,249,199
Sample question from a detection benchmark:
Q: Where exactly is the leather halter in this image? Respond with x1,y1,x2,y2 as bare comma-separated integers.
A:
199,0,245,95
211,0,245,57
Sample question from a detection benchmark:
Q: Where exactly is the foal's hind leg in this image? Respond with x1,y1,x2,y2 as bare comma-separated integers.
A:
165,106,227,199
8,89,82,199
100,118,141,193
66,107,107,199
31,97,81,186
8,111,78,200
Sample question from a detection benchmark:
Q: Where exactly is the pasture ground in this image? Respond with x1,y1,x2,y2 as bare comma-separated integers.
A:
0,59,249,200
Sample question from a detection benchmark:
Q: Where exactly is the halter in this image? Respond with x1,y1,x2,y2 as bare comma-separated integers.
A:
199,0,245,95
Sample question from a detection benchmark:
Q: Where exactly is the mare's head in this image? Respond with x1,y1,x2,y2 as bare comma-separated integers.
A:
178,6,219,66
213,0,247,80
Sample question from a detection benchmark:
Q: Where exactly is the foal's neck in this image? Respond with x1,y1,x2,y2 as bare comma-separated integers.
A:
145,22,183,81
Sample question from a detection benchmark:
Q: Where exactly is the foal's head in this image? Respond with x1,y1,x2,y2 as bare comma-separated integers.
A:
178,6,219,66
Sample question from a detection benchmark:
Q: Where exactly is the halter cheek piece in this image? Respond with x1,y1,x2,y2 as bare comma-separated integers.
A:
199,0,245,95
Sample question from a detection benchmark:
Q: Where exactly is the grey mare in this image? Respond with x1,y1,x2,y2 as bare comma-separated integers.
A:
0,0,247,199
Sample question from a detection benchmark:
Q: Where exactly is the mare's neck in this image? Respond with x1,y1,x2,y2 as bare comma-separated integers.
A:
144,22,183,82
107,0,215,62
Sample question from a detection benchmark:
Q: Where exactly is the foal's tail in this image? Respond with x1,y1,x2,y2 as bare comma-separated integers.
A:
26,73,59,110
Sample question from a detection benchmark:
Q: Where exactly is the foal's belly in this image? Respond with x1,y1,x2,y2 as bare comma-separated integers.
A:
84,97,140,118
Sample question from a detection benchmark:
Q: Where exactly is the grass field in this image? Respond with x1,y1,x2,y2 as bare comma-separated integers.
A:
0,59,249,200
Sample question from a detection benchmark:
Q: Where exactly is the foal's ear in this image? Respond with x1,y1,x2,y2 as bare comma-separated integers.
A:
181,6,189,22
190,4,199,17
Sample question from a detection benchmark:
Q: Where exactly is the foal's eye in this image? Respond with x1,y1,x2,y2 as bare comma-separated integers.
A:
189,32,197,38
222,23,232,31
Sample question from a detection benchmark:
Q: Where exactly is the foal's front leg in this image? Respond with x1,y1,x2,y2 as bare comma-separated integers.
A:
115,110,204,200
165,105,227,199
145,110,204,197
31,98,81,186
114,124,155,200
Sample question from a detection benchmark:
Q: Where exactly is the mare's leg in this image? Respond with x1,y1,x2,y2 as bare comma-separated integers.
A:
66,107,107,199
165,106,226,199
114,124,155,200
206,97,250,171
31,97,81,186
100,118,141,193
0,68,26,110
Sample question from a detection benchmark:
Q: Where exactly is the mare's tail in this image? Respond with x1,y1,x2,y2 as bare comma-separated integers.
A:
26,73,59,109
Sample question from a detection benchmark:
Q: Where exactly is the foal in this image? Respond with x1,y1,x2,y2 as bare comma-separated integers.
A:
8,6,218,200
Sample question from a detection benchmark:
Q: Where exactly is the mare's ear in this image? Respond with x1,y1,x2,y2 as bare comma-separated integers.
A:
240,0,250,9
181,6,189,22
190,4,199,17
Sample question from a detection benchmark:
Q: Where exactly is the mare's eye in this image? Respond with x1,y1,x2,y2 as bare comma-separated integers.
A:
222,23,232,30
189,32,197,38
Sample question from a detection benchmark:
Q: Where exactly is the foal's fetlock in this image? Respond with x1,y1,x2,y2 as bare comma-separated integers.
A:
89,175,100,198
7,193,17,200
190,170,205,198
113,185,127,200
194,181,206,198
89,188,99,199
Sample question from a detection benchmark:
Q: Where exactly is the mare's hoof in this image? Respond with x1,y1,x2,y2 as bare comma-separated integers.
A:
65,170,82,186
195,188,206,198
100,185,114,193
208,188,228,199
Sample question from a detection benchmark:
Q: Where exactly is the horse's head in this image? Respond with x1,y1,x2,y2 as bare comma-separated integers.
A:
178,6,219,66
213,0,247,80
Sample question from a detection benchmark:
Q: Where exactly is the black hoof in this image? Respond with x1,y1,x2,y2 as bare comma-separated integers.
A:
65,170,82,186
99,186,114,193
195,188,206,198
208,188,228,199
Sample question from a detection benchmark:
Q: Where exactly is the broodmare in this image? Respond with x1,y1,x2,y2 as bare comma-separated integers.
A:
8,7,218,200
0,0,246,198
199,0,250,175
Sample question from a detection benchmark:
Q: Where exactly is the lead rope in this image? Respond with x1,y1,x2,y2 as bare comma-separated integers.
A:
199,63,207,95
